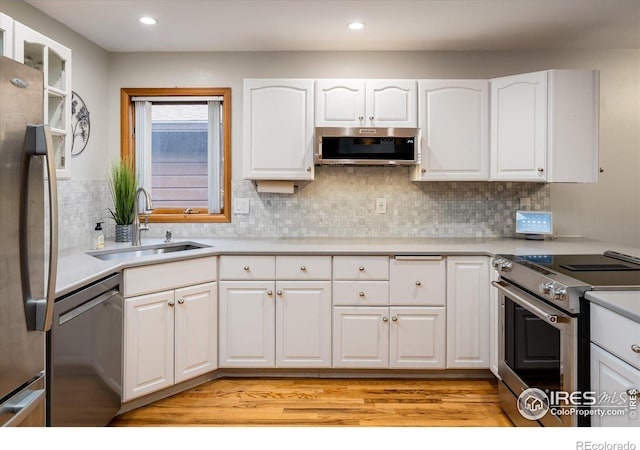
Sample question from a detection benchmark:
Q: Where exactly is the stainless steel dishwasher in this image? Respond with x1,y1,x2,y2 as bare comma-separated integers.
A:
46,273,123,426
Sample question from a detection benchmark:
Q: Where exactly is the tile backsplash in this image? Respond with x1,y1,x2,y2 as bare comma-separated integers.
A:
57,167,549,250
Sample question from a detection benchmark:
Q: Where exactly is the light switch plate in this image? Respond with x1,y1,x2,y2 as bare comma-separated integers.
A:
375,198,387,214
234,198,250,215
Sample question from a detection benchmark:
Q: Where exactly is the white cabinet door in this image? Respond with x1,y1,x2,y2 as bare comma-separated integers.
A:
315,79,365,127
366,80,417,128
243,79,314,180
174,282,218,384
446,256,490,368
14,21,72,179
389,257,445,306
590,344,640,427
219,281,276,367
412,80,489,181
123,290,174,401
489,268,500,378
0,13,14,59
490,71,547,182
333,306,389,368
275,281,331,368
389,306,445,369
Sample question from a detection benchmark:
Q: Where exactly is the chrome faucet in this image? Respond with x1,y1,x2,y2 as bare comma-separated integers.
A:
132,187,155,246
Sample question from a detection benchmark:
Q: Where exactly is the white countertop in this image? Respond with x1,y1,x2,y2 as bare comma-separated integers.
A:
585,290,640,323
55,236,640,298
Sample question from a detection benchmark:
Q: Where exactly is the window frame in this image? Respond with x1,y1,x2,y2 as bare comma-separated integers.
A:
120,87,232,223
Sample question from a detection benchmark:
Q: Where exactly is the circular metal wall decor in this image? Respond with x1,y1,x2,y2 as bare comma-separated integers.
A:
71,91,90,156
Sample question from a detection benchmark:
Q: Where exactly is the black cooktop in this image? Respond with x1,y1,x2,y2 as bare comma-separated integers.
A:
513,253,640,288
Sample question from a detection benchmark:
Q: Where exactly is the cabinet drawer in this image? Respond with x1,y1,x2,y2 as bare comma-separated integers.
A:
333,281,389,306
333,256,389,280
389,257,446,306
219,255,275,280
276,256,331,280
123,256,217,297
591,303,640,370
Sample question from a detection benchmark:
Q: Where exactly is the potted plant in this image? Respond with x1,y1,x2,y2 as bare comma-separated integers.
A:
107,160,137,242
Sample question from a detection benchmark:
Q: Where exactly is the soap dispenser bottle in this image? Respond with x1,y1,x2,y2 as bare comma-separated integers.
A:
93,222,104,250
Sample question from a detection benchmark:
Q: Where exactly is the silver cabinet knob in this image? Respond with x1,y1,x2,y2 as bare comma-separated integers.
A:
267,290,273,296
392,316,398,322
306,167,311,172
359,266,365,272
358,291,365,297
243,266,250,271
631,344,640,354
382,317,389,322
300,266,307,271
358,116,364,121
599,167,604,173
277,290,283,296
421,168,426,173
369,116,374,121
537,167,544,172
177,298,184,305
415,281,421,286
168,301,175,307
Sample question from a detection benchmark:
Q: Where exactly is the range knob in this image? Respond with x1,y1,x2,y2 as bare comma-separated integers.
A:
539,282,554,295
552,286,568,301
491,258,505,270
492,258,513,272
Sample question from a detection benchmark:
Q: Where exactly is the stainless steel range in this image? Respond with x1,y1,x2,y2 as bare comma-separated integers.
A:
492,251,640,427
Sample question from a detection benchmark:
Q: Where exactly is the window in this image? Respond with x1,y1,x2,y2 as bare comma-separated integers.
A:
120,88,231,223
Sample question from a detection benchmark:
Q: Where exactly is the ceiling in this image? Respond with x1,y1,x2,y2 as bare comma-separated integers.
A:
25,0,640,52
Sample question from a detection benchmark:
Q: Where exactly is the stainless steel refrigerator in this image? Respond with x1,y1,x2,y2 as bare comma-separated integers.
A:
0,55,58,427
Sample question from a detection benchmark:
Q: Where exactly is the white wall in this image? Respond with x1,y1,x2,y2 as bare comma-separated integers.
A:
107,50,640,246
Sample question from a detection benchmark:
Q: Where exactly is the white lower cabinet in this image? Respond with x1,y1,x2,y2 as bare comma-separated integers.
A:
590,343,640,427
218,281,276,367
332,306,445,369
218,279,332,368
276,281,332,368
446,256,490,368
389,306,446,369
123,282,217,402
333,307,389,368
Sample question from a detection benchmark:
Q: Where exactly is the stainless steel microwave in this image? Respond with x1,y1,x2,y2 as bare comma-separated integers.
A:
314,127,418,165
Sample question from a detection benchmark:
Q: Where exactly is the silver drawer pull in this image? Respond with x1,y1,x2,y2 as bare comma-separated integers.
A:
392,316,398,322
300,266,307,271
415,281,422,286
632,344,640,354
358,266,365,272
177,298,184,305
243,266,250,271
382,316,388,322
267,290,273,296
277,290,283,296
359,291,365,297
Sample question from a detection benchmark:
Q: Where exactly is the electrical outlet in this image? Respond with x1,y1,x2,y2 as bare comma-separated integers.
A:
375,198,387,214
234,198,250,215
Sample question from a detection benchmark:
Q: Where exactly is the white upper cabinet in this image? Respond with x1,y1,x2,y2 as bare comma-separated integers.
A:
14,21,72,179
0,13,14,59
411,80,489,181
490,71,547,182
315,79,417,128
490,70,599,183
243,79,315,180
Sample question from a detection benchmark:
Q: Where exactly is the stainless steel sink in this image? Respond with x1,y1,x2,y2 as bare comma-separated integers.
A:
87,242,211,261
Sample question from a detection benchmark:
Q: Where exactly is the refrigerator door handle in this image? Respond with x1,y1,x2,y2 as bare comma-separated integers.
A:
20,124,58,332
1,388,45,427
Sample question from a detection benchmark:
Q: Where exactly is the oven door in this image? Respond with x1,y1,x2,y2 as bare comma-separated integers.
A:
493,280,578,427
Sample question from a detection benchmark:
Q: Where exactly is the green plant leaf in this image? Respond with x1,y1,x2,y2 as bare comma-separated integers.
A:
107,161,138,225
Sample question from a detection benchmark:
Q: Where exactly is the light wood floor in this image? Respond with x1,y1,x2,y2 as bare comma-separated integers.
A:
109,378,514,427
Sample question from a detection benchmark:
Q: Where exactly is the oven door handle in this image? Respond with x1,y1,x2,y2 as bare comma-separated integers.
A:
492,280,571,325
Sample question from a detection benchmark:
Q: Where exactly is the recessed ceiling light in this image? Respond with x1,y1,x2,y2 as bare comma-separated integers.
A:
348,22,365,30
139,16,157,25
